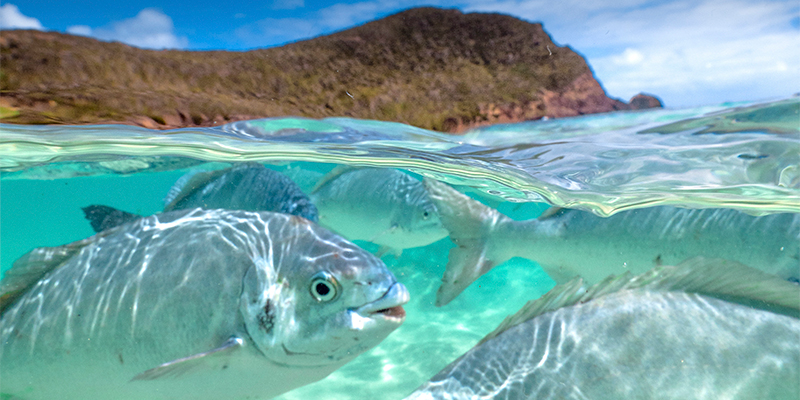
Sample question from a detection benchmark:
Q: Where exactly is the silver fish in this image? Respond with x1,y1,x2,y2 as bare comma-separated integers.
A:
424,178,800,306
83,162,318,232
406,258,800,400
310,168,448,253
0,208,408,400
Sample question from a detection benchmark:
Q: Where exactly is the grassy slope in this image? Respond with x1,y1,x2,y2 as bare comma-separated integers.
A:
0,7,599,131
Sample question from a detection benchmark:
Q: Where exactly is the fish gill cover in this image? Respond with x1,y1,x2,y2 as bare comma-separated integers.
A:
0,98,798,216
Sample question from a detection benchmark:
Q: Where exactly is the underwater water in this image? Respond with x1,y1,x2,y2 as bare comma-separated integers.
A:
0,98,798,399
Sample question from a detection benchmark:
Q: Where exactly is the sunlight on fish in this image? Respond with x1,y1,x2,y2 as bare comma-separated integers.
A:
0,209,408,400
406,258,800,400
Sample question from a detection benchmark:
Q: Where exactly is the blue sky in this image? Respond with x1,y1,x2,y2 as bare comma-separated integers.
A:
1,0,798,108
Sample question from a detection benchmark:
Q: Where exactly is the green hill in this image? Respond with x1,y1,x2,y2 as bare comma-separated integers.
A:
0,7,650,131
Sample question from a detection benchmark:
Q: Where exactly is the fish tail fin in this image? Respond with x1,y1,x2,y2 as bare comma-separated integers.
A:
436,241,498,307
82,205,141,232
423,178,512,306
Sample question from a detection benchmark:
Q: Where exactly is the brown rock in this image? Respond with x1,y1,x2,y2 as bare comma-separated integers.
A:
441,117,460,132
211,114,226,125
628,93,663,110
446,71,666,133
541,71,628,118
176,109,192,124
0,97,17,108
193,113,209,125
161,113,182,127
130,116,160,129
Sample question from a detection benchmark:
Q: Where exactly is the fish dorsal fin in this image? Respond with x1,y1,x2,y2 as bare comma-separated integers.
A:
629,257,800,314
478,276,589,345
479,257,800,345
132,337,244,381
82,204,142,232
0,231,114,315
163,168,229,210
310,165,358,194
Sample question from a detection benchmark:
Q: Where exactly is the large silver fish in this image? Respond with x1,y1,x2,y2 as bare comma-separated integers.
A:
0,208,408,400
424,179,800,306
406,258,800,400
310,168,448,253
83,162,319,232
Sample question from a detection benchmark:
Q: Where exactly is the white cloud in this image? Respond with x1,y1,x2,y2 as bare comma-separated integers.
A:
463,0,800,107
591,31,800,106
0,4,43,30
612,48,644,65
71,8,188,49
66,25,92,36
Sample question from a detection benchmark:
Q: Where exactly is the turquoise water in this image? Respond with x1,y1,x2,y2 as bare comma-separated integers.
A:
1,98,798,399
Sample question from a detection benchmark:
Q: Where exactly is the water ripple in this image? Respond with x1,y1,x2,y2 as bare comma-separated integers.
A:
1,98,797,216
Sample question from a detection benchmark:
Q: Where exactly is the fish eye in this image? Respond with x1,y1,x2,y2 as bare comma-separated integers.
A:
309,272,339,302
422,211,430,219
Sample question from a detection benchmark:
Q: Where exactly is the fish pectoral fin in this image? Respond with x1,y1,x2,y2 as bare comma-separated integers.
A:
537,206,570,220
310,165,358,193
131,337,244,381
163,168,228,211
368,224,398,243
375,245,402,258
163,169,206,209
538,263,580,284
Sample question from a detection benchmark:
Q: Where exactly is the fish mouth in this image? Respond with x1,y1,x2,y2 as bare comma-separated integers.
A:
356,282,409,322
376,305,406,319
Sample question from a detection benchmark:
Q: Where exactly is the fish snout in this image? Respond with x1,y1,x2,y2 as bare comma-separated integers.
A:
356,282,409,321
